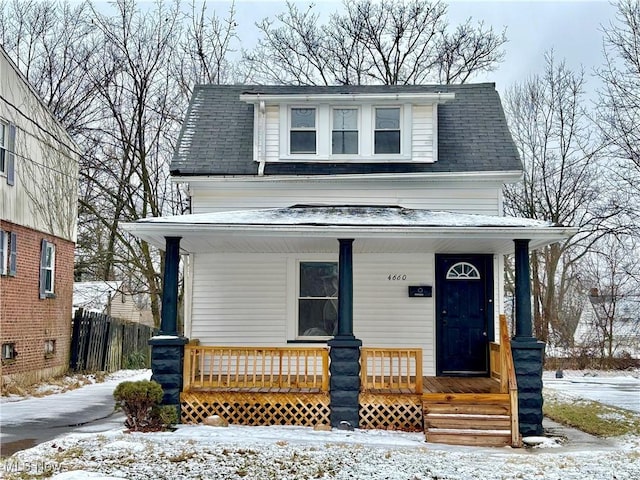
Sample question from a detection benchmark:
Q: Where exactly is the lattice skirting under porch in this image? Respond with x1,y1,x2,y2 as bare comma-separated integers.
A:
359,393,423,432
181,391,331,427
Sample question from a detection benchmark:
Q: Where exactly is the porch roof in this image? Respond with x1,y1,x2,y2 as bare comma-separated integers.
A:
122,205,576,254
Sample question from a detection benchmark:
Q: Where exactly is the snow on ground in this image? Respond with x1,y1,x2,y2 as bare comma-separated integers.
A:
543,369,640,413
0,370,150,429
1,369,639,479
2,424,639,480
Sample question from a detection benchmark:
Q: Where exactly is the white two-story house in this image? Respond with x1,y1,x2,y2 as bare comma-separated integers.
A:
125,84,574,446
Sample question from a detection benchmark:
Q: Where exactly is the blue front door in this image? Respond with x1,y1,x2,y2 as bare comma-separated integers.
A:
435,255,493,376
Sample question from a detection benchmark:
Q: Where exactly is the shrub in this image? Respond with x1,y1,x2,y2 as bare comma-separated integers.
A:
113,380,176,431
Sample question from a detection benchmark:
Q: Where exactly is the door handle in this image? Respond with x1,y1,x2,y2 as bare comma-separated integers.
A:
482,331,487,337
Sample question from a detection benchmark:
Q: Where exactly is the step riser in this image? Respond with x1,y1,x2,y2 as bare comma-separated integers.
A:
426,432,511,447
424,404,510,415
426,418,511,430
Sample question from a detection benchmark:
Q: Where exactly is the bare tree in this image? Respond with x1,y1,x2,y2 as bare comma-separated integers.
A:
597,0,640,233
174,0,241,97
503,52,620,347
243,0,507,85
576,236,640,364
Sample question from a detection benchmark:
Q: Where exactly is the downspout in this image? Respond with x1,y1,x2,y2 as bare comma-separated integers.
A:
258,100,266,176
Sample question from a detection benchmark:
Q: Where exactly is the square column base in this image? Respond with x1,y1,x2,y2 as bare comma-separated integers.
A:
511,339,545,436
328,336,362,428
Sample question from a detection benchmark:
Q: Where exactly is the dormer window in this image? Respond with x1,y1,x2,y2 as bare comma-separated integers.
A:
242,91,453,163
332,108,358,155
290,107,316,154
374,107,401,154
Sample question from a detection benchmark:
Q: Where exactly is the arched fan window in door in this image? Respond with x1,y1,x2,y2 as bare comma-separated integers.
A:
446,262,481,280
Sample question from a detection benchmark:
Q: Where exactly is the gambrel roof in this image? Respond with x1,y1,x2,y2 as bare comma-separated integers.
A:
171,83,521,177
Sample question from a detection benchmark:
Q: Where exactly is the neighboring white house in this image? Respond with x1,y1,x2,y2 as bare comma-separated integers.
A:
73,281,154,327
125,84,573,377
574,290,640,358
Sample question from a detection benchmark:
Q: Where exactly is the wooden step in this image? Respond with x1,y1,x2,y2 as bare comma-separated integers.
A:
424,402,510,416
422,392,510,404
426,428,512,447
425,413,511,430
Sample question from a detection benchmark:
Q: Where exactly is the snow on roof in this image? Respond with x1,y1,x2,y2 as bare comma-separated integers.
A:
137,205,557,228
73,281,123,313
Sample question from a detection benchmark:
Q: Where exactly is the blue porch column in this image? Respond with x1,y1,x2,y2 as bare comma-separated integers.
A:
328,238,362,428
511,239,546,436
149,236,188,413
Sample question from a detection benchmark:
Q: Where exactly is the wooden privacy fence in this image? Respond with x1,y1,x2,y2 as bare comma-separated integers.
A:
360,347,423,394
183,345,330,392
70,308,154,372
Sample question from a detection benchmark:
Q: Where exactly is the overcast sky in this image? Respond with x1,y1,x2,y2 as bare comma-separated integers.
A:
219,0,617,96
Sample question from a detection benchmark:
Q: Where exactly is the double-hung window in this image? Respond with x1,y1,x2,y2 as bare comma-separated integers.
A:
0,120,16,185
298,262,338,338
332,108,358,154
0,230,17,276
0,122,6,173
290,107,316,154
374,107,401,154
39,240,56,298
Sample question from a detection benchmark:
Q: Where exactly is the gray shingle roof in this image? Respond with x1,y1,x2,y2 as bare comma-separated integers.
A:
171,83,521,176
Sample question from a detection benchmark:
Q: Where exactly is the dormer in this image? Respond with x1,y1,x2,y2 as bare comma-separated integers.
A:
240,92,455,166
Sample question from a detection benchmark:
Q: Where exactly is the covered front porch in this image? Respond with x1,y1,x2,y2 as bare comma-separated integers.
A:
179,314,518,446
123,205,575,446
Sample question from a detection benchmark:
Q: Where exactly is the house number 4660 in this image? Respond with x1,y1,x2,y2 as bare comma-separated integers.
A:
387,274,407,281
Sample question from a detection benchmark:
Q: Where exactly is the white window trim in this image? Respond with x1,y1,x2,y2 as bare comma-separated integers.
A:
287,255,338,342
373,106,402,155
446,262,481,280
40,240,56,297
289,106,318,155
331,106,360,156
0,229,7,275
278,103,413,162
0,120,6,175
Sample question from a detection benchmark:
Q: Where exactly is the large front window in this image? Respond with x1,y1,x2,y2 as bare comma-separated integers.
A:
290,108,316,154
374,107,401,154
298,262,338,337
332,108,358,154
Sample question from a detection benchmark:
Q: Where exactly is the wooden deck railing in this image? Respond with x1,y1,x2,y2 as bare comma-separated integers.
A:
360,347,423,394
489,314,520,447
183,346,329,392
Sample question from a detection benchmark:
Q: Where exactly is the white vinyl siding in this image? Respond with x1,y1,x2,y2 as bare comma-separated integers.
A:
353,253,436,375
188,252,437,375
190,253,288,345
190,179,502,216
265,106,280,160
411,105,435,162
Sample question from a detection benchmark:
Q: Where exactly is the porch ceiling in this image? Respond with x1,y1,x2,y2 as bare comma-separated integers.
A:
121,205,576,254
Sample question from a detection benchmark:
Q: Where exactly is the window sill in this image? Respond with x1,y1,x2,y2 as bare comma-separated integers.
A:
1,358,17,366
275,155,415,163
40,293,56,300
287,339,329,344
44,353,55,360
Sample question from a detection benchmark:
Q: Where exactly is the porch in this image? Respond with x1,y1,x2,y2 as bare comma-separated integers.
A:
180,315,519,447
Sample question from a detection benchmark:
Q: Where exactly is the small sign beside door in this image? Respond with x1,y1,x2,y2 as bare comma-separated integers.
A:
408,286,432,297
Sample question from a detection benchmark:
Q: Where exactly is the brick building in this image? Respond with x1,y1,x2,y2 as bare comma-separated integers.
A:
1,46,79,387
